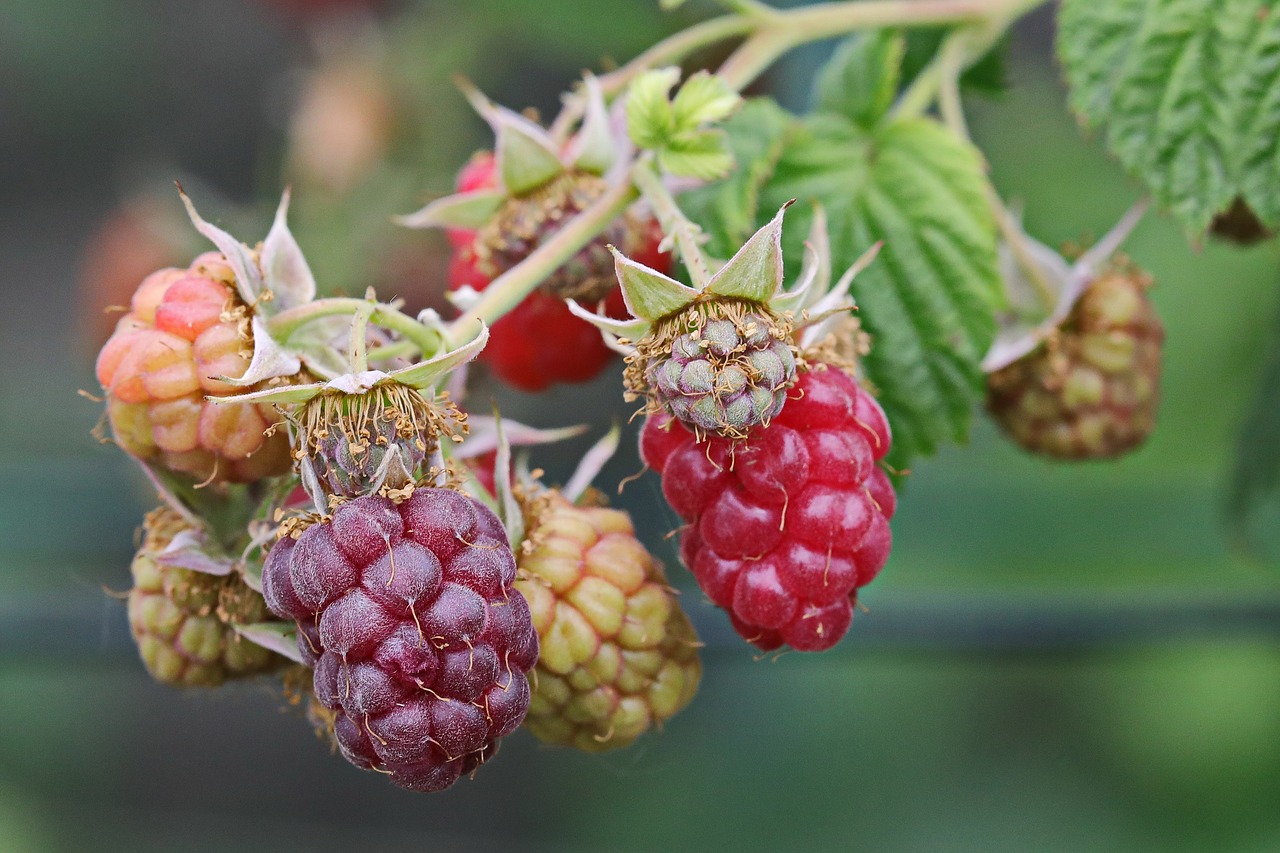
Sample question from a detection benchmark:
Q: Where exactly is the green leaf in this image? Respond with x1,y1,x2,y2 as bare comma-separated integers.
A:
1227,301,1280,560
758,114,1002,466
1058,0,1280,234
657,131,735,180
812,30,906,128
901,27,1008,96
626,67,680,151
396,189,506,231
671,71,742,129
677,98,798,260
629,68,742,180
232,622,303,664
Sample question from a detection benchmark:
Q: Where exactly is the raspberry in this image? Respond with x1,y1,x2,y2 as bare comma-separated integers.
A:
516,490,701,751
987,266,1163,459
453,246,631,391
445,151,498,248
642,305,797,439
445,153,670,391
128,508,286,686
640,363,895,652
261,489,537,792
95,252,292,484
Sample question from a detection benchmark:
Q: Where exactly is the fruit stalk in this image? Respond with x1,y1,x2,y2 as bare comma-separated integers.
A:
630,157,712,288
268,298,442,359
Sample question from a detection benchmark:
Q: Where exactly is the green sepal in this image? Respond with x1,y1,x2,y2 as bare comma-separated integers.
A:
455,417,587,459
705,202,790,302
491,413,523,552
156,528,234,576
772,210,826,316
569,75,616,175
217,316,302,387
232,622,303,664
259,189,316,311
178,187,265,310
457,78,564,195
565,298,651,339
207,382,324,407
612,248,699,321
562,423,621,505
396,189,506,231
387,320,489,389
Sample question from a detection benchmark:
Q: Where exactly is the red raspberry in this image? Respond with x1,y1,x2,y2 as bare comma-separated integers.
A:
446,151,498,248
95,253,292,483
445,152,670,391
640,363,895,653
449,242,632,391
261,489,538,792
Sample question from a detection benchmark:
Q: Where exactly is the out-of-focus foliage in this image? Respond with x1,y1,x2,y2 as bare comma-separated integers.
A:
1228,300,1280,559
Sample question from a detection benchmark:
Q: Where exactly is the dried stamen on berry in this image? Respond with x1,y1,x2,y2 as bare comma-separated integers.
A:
627,297,799,441
295,381,468,497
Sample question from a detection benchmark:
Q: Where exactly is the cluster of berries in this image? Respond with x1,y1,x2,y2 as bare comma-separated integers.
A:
94,114,704,789
91,62,1166,797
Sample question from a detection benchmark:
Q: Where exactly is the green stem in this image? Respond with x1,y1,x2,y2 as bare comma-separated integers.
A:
444,177,640,347
267,299,442,358
718,0,1045,92
711,0,777,17
557,0,1045,136
599,14,755,97
348,302,374,374
367,339,418,363
631,156,713,287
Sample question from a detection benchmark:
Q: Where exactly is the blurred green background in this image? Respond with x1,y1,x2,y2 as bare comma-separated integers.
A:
2,1,1278,850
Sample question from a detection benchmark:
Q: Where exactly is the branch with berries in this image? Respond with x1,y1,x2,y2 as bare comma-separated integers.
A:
91,0,1279,794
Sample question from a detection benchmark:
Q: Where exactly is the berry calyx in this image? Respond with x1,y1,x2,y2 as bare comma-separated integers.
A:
295,380,467,498
641,362,895,653
405,81,672,392
516,489,701,751
442,162,665,391
575,203,873,442
261,489,537,792
987,264,1163,460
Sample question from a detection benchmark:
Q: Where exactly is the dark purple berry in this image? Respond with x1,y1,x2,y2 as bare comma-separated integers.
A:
262,488,537,791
